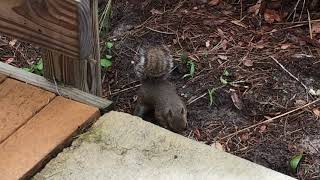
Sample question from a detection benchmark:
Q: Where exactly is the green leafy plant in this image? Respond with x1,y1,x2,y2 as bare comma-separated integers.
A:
106,42,113,49
100,57,112,69
290,154,303,173
23,58,43,76
208,88,216,106
100,41,114,69
183,61,195,79
181,53,195,79
220,69,230,85
207,69,232,106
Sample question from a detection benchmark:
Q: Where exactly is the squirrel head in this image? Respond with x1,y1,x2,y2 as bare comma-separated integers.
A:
158,105,187,133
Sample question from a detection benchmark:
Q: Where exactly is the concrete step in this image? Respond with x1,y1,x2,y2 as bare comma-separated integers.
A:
33,111,296,180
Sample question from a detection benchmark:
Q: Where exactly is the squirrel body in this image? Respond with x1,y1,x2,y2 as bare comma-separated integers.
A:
134,45,187,133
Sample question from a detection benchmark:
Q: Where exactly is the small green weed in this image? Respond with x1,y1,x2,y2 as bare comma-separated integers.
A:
207,69,232,106
100,58,112,68
220,69,230,85
100,41,113,69
22,58,43,76
208,88,216,106
106,42,113,49
290,154,303,173
181,53,195,79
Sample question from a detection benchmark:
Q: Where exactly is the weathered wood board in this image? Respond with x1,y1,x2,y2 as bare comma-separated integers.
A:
0,0,102,95
0,62,112,112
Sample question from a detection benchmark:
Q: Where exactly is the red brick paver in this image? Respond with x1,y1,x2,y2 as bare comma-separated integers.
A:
0,73,7,83
0,96,100,180
0,79,56,143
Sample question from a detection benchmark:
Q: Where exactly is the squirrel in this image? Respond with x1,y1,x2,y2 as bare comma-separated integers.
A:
133,45,187,133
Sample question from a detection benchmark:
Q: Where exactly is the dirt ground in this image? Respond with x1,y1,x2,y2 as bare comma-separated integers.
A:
0,0,319,179
100,1,320,179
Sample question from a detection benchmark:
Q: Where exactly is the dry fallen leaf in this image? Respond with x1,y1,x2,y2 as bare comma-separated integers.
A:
259,125,267,133
255,44,265,49
208,0,220,6
309,88,320,96
230,89,243,110
231,20,248,28
292,54,314,58
217,55,228,60
264,9,281,24
313,108,320,117
215,19,226,25
240,133,250,141
203,19,215,26
172,39,177,44
264,116,272,120
280,43,291,49
248,0,262,15
220,39,228,50
9,39,17,47
203,19,224,26
205,40,211,48
294,99,307,107
217,28,225,37
243,58,253,67
5,57,14,64
150,8,163,15
312,22,320,34
222,10,232,15
194,128,201,139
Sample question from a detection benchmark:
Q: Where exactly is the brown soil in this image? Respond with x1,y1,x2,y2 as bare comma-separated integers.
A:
100,1,320,179
0,0,319,179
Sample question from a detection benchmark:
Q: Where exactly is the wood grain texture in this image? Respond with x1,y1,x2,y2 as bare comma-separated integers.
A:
0,62,112,112
42,0,102,95
0,0,102,95
0,0,79,58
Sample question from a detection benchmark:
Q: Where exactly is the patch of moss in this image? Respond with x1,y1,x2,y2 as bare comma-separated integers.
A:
79,127,104,143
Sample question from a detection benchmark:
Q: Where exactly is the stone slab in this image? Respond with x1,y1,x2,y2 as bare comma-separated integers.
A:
0,96,100,180
0,73,7,83
0,78,55,143
33,111,296,180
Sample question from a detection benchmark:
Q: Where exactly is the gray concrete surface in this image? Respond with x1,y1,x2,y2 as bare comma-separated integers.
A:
33,111,296,180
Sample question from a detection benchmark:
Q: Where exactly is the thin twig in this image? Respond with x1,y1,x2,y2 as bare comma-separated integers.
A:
52,71,61,96
187,92,207,105
99,0,112,33
287,0,301,22
221,98,320,140
109,84,141,96
307,9,313,39
270,56,308,91
276,19,320,25
146,27,175,35
299,0,306,21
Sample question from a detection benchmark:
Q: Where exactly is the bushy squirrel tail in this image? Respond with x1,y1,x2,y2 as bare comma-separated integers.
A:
134,45,173,80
